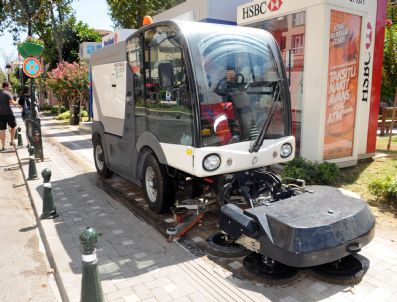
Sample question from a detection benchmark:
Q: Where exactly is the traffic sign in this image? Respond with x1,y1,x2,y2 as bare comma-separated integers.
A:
23,57,42,78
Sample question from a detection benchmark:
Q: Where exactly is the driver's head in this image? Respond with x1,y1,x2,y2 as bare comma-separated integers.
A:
226,68,236,83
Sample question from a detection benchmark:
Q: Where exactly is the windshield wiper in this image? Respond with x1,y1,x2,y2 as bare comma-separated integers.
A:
249,80,281,153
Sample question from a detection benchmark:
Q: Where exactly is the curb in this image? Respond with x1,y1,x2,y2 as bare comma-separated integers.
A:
14,145,70,302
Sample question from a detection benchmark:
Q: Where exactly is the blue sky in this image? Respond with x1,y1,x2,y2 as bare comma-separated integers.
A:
0,0,113,69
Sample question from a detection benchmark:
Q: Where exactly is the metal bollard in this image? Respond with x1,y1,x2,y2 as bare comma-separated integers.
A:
40,168,59,219
80,227,104,302
15,126,20,139
17,128,23,147
27,146,38,180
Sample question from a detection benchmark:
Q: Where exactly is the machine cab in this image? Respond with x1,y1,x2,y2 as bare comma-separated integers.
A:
127,21,294,178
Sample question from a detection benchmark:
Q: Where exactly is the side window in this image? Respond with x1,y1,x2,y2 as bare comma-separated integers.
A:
139,26,193,146
127,36,144,101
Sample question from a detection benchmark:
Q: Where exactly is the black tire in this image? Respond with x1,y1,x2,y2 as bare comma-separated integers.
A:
206,232,249,258
93,138,113,178
142,154,175,214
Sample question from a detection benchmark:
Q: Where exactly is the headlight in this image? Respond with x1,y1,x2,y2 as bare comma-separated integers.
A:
203,154,221,171
280,143,293,158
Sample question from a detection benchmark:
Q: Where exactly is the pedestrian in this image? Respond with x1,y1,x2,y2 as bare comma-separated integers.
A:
0,82,18,151
18,86,30,121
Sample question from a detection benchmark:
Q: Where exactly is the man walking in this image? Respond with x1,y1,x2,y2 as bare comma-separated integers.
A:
0,82,18,151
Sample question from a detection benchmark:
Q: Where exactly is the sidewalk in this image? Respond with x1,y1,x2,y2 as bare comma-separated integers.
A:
14,112,397,302
0,136,60,301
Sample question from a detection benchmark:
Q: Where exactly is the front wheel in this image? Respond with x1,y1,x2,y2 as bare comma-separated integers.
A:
93,138,113,178
143,154,175,214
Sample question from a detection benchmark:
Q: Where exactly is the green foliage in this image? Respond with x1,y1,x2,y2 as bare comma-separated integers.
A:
106,0,186,29
0,1,98,68
369,176,397,202
55,109,87,120
282,157,340,185
52,105,67,114
24,36,44,46
382,1,397,103
55,110,70,120
0,69,7,83
61,16,101,64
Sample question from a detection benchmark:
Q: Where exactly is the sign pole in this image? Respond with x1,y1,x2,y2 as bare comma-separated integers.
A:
23,57,43,160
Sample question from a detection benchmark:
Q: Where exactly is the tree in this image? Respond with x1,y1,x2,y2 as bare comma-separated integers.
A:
106,0,185,29
382,0,397,104
0,0,73,63
42,16,101,69
0,69,7,83
61,16,101,64
46,61,89,120
0,0,49,39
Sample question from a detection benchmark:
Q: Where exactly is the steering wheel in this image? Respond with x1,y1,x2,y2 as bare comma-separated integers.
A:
214,73,245,96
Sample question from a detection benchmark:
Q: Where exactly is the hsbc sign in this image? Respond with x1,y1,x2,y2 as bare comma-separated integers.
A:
241,0,283,20
362,22,373,102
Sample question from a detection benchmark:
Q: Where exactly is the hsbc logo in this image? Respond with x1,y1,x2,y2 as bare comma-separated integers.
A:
268,0,283,12
242,0,283,20
366,22,372,49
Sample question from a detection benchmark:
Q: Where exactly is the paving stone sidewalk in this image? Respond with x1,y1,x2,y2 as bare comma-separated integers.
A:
15,112,397,302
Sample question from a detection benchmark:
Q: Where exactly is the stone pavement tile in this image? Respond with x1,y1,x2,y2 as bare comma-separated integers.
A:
102,279,118,295
320,284,353,299
281,286,314,302
141,298,157,302
107,288,136,301
150,287,172,302
145,277,173,290
280,296,301,302
132,284,153,300
168,284,196,300
188,292,216,302
308,281,330,293
172,297,191,302
123,293,140,302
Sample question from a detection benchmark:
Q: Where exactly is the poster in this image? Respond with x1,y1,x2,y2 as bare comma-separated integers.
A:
323,11,362,160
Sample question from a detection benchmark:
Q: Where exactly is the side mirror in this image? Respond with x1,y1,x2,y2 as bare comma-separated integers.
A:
158,62,174,87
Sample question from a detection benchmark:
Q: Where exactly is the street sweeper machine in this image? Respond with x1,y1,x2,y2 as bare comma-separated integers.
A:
91,20,375,284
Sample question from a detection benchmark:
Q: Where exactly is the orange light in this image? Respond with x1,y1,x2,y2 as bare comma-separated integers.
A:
143,16,153,27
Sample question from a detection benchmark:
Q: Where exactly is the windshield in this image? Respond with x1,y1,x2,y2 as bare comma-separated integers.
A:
182,23,290,147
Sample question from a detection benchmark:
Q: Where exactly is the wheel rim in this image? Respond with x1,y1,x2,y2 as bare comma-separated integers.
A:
95,145,104,171
145,166,157,203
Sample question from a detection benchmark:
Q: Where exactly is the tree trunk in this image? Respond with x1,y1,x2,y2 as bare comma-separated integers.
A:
49,3,63,63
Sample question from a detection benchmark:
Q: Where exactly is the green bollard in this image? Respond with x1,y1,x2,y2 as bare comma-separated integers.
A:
40,168,59,219
27,146,38,180
15,127,20,139
17,129,23,147
80,227,104,302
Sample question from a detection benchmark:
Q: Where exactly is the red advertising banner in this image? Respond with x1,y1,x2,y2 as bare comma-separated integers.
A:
323,11,362,160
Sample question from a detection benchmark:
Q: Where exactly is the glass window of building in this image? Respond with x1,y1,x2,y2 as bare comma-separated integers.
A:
253,11,306,154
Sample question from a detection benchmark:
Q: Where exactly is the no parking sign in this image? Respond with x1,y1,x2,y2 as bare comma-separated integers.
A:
23,57,42,78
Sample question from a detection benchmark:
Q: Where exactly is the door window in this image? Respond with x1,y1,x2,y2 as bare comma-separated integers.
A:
136,26,193,146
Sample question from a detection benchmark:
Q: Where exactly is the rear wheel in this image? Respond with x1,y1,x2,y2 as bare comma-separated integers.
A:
93,138,113,178
143,154,175,214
